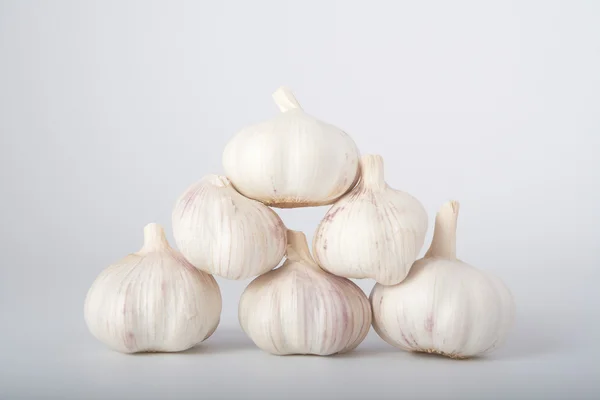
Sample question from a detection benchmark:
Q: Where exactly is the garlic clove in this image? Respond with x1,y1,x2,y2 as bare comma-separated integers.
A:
238,230,372,356
84,223,222,354
313,154,429,285
172,174,286,280
370,201,516,359
222,87,360,208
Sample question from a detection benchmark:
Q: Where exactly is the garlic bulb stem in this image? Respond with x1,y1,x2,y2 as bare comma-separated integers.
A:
360,154,386,190
272,86,302,112
424,200,459,259
140,223,169,253
286,230,317,266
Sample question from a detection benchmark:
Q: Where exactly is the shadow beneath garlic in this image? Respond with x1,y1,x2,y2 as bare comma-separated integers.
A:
491,309,566,361
407,351,476,361
126,328,255,356
332,337,399,359
336,309,565,361
182,327,256,355
333,350,396,359
128,311,564,358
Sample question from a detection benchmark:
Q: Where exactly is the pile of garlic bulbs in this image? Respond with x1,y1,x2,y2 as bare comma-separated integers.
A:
85,87,515,359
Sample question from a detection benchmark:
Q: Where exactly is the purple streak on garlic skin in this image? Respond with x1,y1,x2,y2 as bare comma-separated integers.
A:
124,332,136,352
424,314,434,333
178,184,204,217
323,205,345,222
239,230,372,356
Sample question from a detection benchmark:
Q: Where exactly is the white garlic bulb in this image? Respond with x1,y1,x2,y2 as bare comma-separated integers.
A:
313,154,429,286
222,87,360,208
84,223,222,353
172,174,286,280
370,201,515,359
239,230,372,356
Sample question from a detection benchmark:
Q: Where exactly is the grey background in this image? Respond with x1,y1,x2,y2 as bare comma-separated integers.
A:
1,0,599,399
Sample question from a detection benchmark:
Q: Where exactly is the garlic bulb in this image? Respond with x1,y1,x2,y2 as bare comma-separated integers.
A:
239,230,372,356
313,154,428,285
172,175,286,280
84,223,222,353
222,87,360,208
370,201,515,359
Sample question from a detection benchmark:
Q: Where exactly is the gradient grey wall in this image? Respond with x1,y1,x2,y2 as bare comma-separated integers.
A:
1,1,599,399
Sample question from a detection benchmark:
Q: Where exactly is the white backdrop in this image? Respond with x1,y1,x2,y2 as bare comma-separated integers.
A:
1,1,598,399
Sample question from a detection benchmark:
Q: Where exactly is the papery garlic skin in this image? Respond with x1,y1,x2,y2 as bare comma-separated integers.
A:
84,224,222,354
370,201,515,359
239,230,372,356
222,87,360,208
313,154,428,285
172,175,286,280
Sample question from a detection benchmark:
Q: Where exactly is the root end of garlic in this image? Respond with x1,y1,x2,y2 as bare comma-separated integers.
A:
266,198,337,208
414,348,470,360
